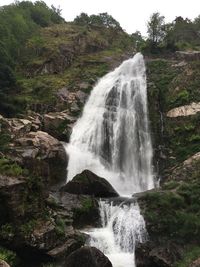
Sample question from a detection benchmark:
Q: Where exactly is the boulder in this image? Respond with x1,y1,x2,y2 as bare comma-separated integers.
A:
61,170,119,198
0,117,32,139
167,152,200,182
12,131,67,185
135,242,182,267
43,111,76,141
189,258,200,267
0,260,10,267
166,102,200,117
65,246,112,267
0,175,27,224
59,192,99,228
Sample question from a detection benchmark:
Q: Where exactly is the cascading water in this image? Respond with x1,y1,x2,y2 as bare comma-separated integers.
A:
66,53,154,196
86,200,147,267
65,53,154,267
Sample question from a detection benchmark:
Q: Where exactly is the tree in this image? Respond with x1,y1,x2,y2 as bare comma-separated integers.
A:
147,12,165,46
74,12,122,30
74,12,90,26
131,31,145,50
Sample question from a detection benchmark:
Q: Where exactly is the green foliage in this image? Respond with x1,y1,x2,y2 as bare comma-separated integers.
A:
0,1,64,116
144,14,200,54
55,217,65,237
0,246,18,266
162,181,179,190
170,90,189,106
143,179,200,243
0,157,26,177
0,134,11,152
74,12,122,30
147,12,165,49
20,220,36,237
73,198,98,228
174,246,200,267
0,224,15,241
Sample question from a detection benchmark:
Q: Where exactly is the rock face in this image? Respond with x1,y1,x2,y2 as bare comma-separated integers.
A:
189,258,200,267
13,131,67,185
175,51,200,61
61,170,119,197
43,111,76,141
167,151,200,182
135,242,182,267
65,246,113,267
166,102,200,117
0,175,26,224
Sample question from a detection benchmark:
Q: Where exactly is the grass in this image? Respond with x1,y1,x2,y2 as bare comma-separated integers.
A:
0,246,18,266
55,217,66,238
0,157,26,177
142,177,200,243
174,246,200,267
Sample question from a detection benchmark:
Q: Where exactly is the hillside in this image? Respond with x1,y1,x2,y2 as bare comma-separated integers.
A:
1,2,200,267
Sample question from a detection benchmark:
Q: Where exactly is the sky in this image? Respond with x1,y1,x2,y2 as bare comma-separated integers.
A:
1,0,200,35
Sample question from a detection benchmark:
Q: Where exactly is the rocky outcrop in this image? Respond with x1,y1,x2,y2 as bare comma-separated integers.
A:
61,170,119,198
43,111,76,141
0,113,44,138
189,258,200,267
175,51,200,61
0,175,26,224
59,191,99,228
12,131,67,185
166,102,200,117
167,151,200,182
135,242,182,267
65,246,112,267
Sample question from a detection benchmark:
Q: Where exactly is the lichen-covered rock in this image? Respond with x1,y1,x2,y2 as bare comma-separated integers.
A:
61,170,119,198
65,246,112,267
166,102,200,117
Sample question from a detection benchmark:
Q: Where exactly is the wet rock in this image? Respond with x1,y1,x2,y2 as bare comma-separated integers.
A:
166,102,200,117
59,192,99,228
61,170,119,198
65,246,112,267
135,242,182,267
47,237,82,260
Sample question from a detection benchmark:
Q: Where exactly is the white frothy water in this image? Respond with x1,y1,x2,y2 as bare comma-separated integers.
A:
85,200,147,267
66,53,154,267
66,53,154,196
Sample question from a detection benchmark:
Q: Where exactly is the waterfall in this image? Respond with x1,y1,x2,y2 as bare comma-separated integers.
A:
66,53,154,196
65,53,154,267
85,200,147,267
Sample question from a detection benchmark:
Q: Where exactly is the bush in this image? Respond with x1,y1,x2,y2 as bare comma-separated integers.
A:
0,246,18,266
